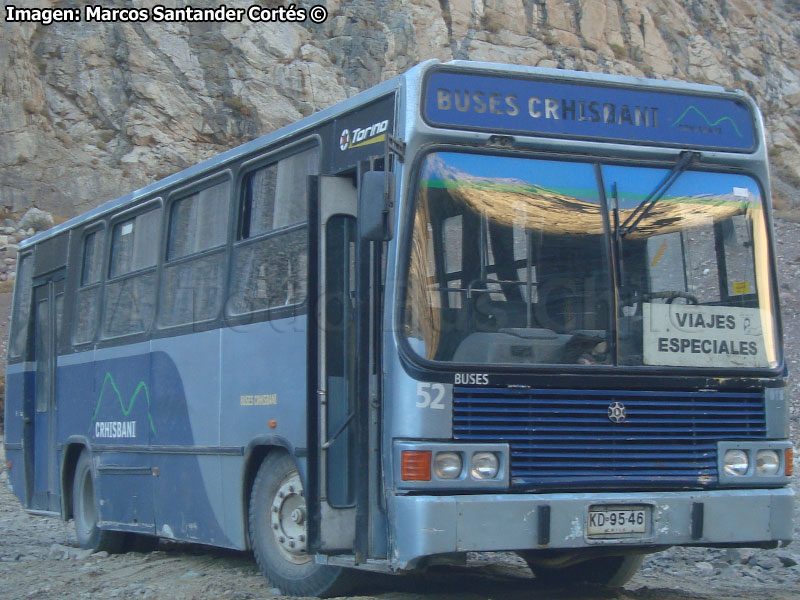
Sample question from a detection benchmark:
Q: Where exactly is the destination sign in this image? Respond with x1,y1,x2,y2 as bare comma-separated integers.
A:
423,70,756,152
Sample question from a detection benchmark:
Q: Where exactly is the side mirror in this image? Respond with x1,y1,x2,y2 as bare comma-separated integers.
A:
358,171,393,241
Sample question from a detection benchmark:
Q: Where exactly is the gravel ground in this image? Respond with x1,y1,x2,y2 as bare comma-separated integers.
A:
1,217,799,599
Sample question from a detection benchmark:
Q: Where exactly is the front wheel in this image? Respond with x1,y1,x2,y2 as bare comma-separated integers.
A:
72,450,126,553
520,552,644,587
249,452,356,597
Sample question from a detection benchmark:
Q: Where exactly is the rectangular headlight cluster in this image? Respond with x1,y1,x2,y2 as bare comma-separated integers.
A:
395,441,509,490
718,441,793,485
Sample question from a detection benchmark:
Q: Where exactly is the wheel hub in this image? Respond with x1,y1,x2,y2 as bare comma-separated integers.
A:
290,507,305,525
270,472,309,563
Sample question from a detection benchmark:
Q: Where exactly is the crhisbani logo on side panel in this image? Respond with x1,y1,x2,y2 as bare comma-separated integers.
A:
89,372,156,439
338,119,389,152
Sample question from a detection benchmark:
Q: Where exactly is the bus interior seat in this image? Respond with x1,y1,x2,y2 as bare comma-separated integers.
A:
471,294,536,331
452,328,570,364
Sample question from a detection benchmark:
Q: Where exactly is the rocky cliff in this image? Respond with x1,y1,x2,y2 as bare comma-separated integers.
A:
2,0,799,219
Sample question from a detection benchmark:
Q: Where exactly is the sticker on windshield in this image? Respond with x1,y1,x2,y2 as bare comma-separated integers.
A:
642,303,767,368
731,281,751,295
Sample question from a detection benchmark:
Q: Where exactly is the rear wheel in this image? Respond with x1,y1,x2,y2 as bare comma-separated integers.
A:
521,552,644,587
72,450,126,553
249,452,356,597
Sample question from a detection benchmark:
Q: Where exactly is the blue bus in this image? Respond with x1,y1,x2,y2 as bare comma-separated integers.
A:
4,60,793,596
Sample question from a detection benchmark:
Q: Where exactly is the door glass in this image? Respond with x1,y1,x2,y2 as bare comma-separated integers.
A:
55,293,64,344
325,215,357,507
34,297,51,413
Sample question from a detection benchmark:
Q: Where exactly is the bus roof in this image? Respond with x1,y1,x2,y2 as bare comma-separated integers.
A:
21,59,758,249
20,60,428,249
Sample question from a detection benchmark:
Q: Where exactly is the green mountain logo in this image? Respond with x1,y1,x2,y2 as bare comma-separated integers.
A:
88,372,157,436
671,105,743,138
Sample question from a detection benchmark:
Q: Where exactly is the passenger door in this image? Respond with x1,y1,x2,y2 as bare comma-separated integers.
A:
310,176,359,552
27,277,64,512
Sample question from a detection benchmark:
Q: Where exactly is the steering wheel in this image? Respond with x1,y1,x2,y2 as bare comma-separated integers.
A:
642,291,699,305
621,290,699,317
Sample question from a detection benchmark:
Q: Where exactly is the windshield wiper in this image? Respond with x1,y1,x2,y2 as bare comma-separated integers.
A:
618,151,700,238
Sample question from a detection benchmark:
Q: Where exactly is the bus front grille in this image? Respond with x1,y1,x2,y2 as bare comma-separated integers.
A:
452,387,766,489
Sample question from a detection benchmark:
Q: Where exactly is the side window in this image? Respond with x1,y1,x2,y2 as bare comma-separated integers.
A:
109,210,160,277
240,163,277,239
159,179,230,328
167,181,229,260
228,146,318,316
102,206,160,338
73,229,104,345
9,253,34,359
81,230,103,285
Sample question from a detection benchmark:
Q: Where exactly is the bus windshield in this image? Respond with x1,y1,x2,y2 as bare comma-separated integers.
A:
403,151,779,370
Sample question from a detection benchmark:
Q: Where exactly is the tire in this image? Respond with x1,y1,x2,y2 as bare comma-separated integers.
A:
249,452,356,597
72,450,126,553
522,552,644,587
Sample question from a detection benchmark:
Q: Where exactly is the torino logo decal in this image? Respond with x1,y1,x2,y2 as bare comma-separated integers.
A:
339,129,350,151
338,120,389,151
608,401,627,424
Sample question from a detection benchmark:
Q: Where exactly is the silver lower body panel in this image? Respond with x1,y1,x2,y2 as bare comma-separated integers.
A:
389,487,794,569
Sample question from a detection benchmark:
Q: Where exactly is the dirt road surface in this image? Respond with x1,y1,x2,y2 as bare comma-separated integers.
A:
1,217,800,599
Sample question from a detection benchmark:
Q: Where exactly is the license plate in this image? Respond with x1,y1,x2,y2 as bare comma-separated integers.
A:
587,506,648,536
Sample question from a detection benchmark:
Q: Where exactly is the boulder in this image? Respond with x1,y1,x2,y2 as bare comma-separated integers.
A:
17,208,54,232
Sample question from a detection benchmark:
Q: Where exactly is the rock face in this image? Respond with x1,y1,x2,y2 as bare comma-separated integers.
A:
1,0,799,220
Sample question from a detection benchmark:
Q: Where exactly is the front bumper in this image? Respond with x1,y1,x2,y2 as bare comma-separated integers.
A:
389,487,794,569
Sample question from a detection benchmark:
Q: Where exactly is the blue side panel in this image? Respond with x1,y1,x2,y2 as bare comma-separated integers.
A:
219,316,308,548
95,453,154,531
4,370,33,506
58,349,154,448
4,371,29,444
220,317,308,449
56,355,93,438
58,350,155,530
13,315,308,549
32,411,50,496
56,347,229,546
150,331,229,547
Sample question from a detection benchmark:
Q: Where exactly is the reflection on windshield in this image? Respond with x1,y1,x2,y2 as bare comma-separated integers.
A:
606,164,777,368
406,153,611,366
403,151,779,370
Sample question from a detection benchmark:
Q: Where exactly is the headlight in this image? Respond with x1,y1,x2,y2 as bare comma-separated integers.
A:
755,450,780,476
433,452,462,479
723,449,749,476
470,452,499,480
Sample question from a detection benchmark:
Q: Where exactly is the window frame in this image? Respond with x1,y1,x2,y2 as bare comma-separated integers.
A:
225,140,320,322
156,172,233,330
396,144,783,378
71,224,107,347
100,199,163,340
165,173,232,262
8,250,35,362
